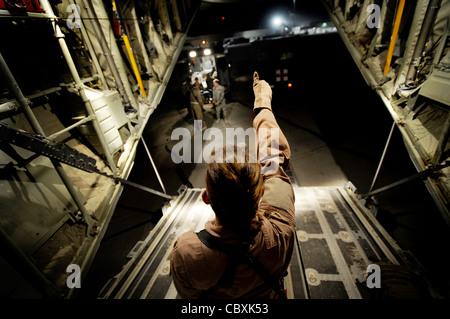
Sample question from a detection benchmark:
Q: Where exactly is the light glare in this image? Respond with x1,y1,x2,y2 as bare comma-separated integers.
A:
272,16,283,27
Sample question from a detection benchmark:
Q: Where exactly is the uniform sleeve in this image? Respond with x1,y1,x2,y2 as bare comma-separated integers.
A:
252,72,295,221
252,72,291,177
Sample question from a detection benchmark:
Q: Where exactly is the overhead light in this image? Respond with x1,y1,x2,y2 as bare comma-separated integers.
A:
189,51,197,58
203,48,211,56
272,16,283,28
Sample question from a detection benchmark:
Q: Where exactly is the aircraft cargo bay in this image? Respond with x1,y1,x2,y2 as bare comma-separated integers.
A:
0,0,449,304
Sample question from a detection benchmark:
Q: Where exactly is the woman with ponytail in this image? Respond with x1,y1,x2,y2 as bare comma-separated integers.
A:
170,72,296,299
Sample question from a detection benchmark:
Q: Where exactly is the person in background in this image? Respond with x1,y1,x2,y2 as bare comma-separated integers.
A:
189,81,206,130
212,79,228,124
194,77,204,90
205,73,213,92
204,73,214,105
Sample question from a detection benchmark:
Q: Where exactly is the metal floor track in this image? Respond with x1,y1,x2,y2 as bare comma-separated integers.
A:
98,185,407,299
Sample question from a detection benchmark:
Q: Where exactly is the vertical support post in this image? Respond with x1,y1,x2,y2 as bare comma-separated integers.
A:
68,0,109,90
0,51,97,237
112,0,147,98
179,0,188,29
405,0,442,84
355,1,371,34
368,121,396,194
156,0,174,44
81,0,136,110
40,0,118,176
169,0,182,32
126,2,158,94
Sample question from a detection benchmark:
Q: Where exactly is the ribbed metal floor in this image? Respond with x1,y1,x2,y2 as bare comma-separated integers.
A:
98,180,408,299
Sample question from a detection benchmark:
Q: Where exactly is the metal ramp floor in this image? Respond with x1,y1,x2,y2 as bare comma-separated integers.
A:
98,185,405,299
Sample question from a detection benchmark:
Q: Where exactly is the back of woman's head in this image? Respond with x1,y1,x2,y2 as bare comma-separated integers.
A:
205,144,264,237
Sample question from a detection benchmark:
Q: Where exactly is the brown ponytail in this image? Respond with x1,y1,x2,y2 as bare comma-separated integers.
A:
205,144,264,241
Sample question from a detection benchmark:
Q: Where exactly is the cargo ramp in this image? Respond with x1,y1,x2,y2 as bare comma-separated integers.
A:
98,173,432,299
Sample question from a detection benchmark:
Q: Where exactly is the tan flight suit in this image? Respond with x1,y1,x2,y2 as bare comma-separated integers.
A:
189,85,204,122
170,73,296,299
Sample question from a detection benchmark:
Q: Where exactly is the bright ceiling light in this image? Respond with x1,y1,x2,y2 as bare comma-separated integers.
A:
203,48,211,56
189,51,197,58
272,16,283,28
